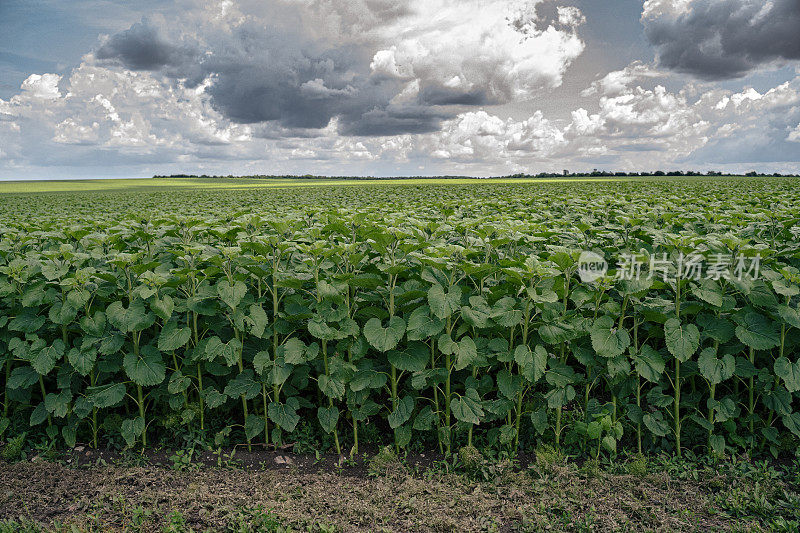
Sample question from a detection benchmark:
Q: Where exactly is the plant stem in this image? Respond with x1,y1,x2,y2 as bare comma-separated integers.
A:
431,339,442,454
192,311,204,431
235,329,251,452
674,358,681,458
90,368,98,448
137,383,146,448
674,272,682,458
3,356,11,418
268,383,269,446
322,340,341,455
38,376,52,427
748,346,755,436
444,317,453,455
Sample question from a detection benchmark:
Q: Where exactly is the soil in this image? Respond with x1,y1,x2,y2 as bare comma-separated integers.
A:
0,448,773,532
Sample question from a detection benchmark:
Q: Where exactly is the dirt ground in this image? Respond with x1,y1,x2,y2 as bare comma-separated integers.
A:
0,449,789,532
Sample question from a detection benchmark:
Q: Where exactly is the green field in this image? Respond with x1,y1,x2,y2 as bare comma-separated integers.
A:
1,175,800,530
0,174,740,194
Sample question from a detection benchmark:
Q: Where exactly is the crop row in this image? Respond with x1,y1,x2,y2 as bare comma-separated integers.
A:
1,180,799,459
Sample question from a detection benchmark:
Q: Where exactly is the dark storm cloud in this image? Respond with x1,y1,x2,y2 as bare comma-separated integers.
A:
338,106,446,136
644,0,800,79
92,17,455,136
96,22,199,71
417,86,490,106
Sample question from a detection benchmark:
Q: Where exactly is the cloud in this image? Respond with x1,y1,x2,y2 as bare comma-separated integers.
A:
582,62,661,97
0,65,254,173
3,3,800,177
96,21,199,71
20,73,62,99
418,110,567,162
642,0,800,79
91,0,585,136
789,124,800,143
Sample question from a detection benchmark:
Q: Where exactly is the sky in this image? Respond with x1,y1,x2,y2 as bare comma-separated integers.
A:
1,0,799,179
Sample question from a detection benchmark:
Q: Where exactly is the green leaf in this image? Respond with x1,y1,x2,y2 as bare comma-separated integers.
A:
513,344,547,383
601,435,617,454
218,280,247,310
491,298,522,328
318,374,345,399
204,387,227,409
413,406,436,431
363,316,406,352
168,371,191,395
350,369,387,392
461,297,492,328
308,317,337,340
49,302,78,325
664,318,700,362
773,278,800,298
282,338,308,365
711,397,738,422
395,425,412,448
270,358,292,387
545,385,575,409
246,304,269,338
545,359,576,388
80,311,106,337
692,279,723,307
783,413,800,439
530,408,548,435
224,370,260,400
29,403,48,426
7,366,39,389
387,395,415,429
86,383,126,408
268,401,300,432
107,299,155,333
438,334,478,371
774,357,800,393
427,284,461,320
633,345,665,383
150,295,174,321
45,390,71,417
591,316,630,358
67,346,96,376
763,387,792,416
643,412,670,437
697,314,735,343
31,340,65,375
538,321,572,344
698,348,735,385
123,348,166,387
451,389,483,425
497,369,522,399
121,417,145,447
406,306,444,341
253,351,272,375
317,406,339,434
158,321,191,351
748,280,778,308
387,343,429,372
778,305,800,329
735,312,780,350
245,415,265,440
204,336,241,367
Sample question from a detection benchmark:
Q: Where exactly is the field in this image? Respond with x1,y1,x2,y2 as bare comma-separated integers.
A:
1,175,800,531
